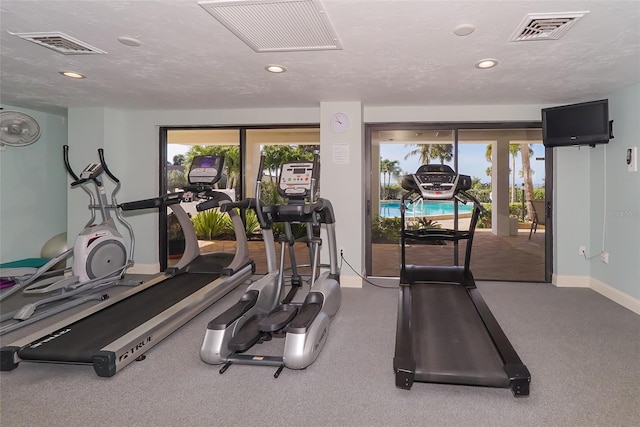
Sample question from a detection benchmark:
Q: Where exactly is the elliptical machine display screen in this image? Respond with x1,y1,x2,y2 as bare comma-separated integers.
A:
278,162,314,198
189,156,222,184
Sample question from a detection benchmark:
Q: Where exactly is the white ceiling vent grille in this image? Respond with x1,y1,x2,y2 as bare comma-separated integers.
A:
509,11,590,41
9,31,106,55
198,0,342,52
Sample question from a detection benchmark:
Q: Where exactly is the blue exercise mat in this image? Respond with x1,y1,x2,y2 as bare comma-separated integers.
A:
0,257,50,269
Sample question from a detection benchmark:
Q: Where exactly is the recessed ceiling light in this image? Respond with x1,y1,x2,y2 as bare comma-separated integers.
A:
59,71,86,79
453,24,475,36
475,59,498,69
265,64,286,73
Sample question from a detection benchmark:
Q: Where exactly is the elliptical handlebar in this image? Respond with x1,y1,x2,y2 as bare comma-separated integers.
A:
219,198,254,213
98,148,120,184
196,192,234,212
63,145,97,226
63,145,80,182
254,152,269,229
62,145,135,261
309,150,320,203
119,192,184,211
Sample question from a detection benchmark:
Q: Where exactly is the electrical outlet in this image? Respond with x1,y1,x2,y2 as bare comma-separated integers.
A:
601,252,609,264
578,246,586,256
340,248,344,258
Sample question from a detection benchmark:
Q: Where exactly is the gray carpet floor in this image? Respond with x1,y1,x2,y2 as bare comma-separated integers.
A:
0,280,639,427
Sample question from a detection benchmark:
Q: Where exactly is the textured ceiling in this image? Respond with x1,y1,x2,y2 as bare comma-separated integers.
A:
1,0,639,115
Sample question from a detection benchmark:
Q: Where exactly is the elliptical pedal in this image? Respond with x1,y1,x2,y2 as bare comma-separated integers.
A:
227,315,268,352
287,292,324,333
258,305,298,332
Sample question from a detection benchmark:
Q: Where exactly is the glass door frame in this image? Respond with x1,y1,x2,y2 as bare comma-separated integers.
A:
364,121,553,283
159,125,244,271
159,124,319,271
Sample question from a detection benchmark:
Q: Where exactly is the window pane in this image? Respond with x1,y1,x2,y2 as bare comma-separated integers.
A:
245,128,320,275
165,129,240,268
371,129,454,277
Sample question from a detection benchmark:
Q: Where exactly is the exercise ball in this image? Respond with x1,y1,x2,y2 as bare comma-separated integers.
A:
41,232,67,270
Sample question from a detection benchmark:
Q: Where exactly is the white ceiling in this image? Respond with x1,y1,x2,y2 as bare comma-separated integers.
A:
1,0,639,115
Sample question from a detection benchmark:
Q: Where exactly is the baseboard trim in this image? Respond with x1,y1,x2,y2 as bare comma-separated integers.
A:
341,274,363,288
589,278,640,315
552,274,590,288
554,274,639,315
128,263,160,275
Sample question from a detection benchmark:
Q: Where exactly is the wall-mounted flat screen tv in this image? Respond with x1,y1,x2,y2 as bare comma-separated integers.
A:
542,99,611,147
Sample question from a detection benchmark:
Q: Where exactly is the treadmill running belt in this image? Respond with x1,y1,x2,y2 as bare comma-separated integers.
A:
18,272,221,363
411,283,510,387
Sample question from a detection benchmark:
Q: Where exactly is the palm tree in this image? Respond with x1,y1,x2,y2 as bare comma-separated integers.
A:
485,144,492,177
404,144,432,165
388,161,402,185
262,145,317,185
379,158,401,199
380,158,392,198
221,146,240,189
509,144,522,203
519,143,536,221
430,144,453,164
173,154,185,166
405,143,453,166
484,142,536,211
263,145,295,184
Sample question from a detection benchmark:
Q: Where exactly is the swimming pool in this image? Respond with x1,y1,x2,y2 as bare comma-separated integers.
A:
379,200,473,218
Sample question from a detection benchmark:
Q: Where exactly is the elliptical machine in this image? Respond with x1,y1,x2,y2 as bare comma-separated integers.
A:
200,151,341,377
0,145,134,333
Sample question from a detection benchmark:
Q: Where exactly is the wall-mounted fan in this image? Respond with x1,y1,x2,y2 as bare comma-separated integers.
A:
0,111,42,148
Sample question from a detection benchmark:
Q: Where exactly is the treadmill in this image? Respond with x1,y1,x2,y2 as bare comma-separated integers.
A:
393,164,530,397
0,155,253,377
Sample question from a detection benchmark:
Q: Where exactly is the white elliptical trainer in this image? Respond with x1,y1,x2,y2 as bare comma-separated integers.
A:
0,145,134,334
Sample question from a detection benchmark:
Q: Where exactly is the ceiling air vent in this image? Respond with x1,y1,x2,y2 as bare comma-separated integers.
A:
198,0,342,52
9,31,106,55
509,11,590,41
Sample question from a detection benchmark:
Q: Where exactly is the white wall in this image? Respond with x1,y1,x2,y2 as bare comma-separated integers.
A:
320,102,364,287
551,84,640,314
364,104,547,122
59,95,639,312
0,106,67,262
590,84,640,300
66,107,320,274
67,104,549,278
552,145,591,282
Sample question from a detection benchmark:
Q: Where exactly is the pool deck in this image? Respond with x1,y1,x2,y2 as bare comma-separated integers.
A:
199,223,545,282
371,226,545,282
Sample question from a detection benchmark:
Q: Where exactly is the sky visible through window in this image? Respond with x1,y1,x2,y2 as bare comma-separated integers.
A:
168,144,190,161
169,142,546,187
381,143,546,187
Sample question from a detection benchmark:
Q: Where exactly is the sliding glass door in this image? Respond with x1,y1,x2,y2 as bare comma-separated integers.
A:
159,126,319,273
369,127,455,277
244,128,320,275
163,128,241,270
366,123,550,282
458,128,547,282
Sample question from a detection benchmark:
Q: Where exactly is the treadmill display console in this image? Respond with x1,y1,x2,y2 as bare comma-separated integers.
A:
404,164,471,200
189,156,222,184
278,162,314,198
